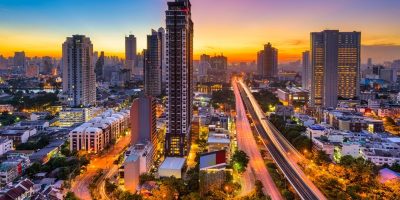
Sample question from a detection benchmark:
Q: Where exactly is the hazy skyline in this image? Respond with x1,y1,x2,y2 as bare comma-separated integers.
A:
1,0,400,63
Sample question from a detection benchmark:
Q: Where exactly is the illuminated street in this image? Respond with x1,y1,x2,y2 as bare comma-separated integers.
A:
237,79,327,200
233,79,283,200
71,134,131,200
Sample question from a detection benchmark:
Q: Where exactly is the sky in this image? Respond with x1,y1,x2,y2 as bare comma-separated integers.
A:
0,0,400,63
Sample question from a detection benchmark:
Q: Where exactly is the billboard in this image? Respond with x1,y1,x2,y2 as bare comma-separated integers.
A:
199,150,226,170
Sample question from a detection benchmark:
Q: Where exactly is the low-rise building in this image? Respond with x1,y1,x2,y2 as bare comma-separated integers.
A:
207,133,231,159
69,109,130,153
122,142,154,193
0,138,13,156
59,107,105,127
276,87,309,106
0,179,34,199
0,127,37,145
158,157,186,179
19,120,49,131
0,164,18,188
29,140,64,164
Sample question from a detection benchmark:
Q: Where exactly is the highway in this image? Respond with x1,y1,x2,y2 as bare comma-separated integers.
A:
71,134,131,200
233,80,283,200
235,79,326,200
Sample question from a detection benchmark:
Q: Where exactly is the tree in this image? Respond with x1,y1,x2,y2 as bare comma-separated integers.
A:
231,150,249,173
313,150,331,165
149,185,176,200
65,192,80,200
25,162,42,178
139,173,156,185
254,180,265,198
182,192,201,200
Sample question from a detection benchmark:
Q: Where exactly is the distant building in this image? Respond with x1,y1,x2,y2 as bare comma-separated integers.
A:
208,55,228,83
95,51,105,80
62,35,96,107
59,107,104,127
276,87,309,106
13,51,26,68
126,35,137,77
144,29,163,97
165,0,194,157
302,51,311,90
26,64,39,78
310,30,361,108
257,43,278,79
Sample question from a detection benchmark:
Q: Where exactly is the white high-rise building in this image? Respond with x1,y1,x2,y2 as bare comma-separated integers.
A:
302,51,311,90
62,35,96,107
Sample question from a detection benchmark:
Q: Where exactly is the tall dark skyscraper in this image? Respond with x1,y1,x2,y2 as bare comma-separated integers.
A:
144,29,162,97
165,0,194,157
62,35,96,107
257,43,278,78
302,51,311,90
95,51,105,81
310,30,361,108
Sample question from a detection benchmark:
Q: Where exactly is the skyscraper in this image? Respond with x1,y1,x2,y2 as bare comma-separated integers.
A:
62,35,96,107
144,29,162,97
257,43,278,79
302,51,311,90
165,0,194,157
130,95,157,146
95,51,105,81
158,28,167,86
257,50,264,76
310,30,361,108
125,35,137,77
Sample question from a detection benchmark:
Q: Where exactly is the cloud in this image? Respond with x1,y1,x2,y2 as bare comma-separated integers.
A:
286,39,307,46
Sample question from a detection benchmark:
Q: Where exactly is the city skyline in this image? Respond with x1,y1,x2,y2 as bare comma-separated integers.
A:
1,0,400,63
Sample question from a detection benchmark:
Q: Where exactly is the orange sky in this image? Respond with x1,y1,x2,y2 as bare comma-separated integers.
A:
1,0,400,63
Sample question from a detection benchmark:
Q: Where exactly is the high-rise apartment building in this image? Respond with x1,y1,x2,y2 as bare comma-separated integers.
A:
310,30,361,108
165,0,194,157
130,95,157,146
257,43,278,78
125,35,137,77
302,51,311,90
158,28,167,85
62,35,96,107
144,29,163,97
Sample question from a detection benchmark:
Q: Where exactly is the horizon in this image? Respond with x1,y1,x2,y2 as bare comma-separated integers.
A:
1,0,400,63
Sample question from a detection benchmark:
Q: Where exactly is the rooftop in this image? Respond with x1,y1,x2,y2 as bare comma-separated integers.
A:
159,157,186,170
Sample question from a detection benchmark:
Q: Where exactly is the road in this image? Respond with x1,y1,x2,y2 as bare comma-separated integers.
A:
233,80,283,200
71,134,131,200
235,79,326,200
